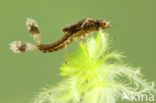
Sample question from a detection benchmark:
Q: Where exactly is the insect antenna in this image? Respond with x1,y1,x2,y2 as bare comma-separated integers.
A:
111,23,120,28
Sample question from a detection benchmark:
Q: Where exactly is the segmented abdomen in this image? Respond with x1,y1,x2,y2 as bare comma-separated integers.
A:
38,34,78,53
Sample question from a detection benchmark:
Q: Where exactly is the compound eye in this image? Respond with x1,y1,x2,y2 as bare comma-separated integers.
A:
105,21,111,28
102,22,106,25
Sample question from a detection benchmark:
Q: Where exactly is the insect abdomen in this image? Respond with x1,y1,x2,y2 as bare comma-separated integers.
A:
38,34,77,53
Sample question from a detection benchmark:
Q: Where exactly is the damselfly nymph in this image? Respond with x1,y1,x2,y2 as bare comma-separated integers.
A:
10,18,111,54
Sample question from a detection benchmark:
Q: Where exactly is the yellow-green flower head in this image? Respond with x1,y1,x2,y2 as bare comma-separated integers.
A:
33,31,156,103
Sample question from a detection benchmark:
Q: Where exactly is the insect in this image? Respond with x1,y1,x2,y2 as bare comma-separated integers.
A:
10,18,111,56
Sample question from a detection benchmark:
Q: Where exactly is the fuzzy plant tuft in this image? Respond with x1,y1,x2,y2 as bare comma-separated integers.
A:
33,31,156,103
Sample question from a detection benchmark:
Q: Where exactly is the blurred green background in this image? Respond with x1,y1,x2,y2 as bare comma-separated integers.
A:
0,0,156,103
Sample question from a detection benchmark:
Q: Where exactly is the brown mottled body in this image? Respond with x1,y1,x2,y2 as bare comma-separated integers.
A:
38,18,111,53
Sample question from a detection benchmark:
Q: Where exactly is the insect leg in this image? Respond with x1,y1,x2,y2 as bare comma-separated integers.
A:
65,44,68,63
81,18,92,28
99,29,115,40
79,35,84,43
